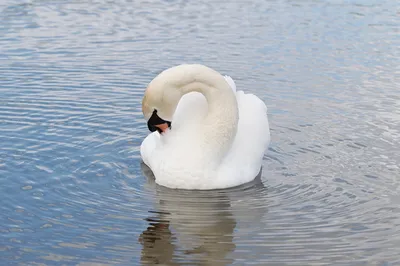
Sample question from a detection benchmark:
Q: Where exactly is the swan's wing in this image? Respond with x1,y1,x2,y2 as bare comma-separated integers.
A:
171,92,207,129
217,90,271,187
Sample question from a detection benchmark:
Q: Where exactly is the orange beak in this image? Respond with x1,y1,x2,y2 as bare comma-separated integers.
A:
155,123,169,134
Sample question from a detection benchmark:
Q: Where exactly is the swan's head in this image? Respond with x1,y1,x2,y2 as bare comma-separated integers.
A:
142,67,184,134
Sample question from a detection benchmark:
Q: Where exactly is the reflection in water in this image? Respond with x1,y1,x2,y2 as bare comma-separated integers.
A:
139,163,265,265
139,210,176,265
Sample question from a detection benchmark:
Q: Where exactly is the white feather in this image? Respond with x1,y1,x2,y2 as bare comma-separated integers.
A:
140,71,270,190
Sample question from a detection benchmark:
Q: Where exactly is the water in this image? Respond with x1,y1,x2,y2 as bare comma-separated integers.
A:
1,0,399,264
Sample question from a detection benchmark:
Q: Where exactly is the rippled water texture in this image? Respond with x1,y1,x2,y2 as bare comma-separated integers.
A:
1,0,399,265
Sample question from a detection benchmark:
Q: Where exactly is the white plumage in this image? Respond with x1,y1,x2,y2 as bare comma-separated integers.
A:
140,64,270,190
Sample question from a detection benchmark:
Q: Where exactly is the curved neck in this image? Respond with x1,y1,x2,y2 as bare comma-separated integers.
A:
176,65,239,160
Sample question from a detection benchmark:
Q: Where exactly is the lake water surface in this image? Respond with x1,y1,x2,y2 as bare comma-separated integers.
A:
1,0,399,265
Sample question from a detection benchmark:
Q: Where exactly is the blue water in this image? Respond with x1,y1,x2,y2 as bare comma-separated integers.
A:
1,0,399,265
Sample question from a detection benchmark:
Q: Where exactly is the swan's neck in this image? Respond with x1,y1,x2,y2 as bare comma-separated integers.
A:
178,67,239,160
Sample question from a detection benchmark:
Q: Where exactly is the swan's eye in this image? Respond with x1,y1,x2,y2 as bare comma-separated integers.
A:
147,109,171,134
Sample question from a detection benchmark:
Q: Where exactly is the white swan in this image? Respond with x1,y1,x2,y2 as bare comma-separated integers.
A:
140,64,270,190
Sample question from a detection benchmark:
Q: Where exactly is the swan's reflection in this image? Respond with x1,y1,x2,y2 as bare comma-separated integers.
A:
139,162,267,265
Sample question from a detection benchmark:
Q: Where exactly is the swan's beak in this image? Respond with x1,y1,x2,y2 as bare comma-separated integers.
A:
154,123,170,134
147,110,171,134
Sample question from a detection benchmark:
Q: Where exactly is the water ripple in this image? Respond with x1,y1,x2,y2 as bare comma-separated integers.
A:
1,0,400,264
